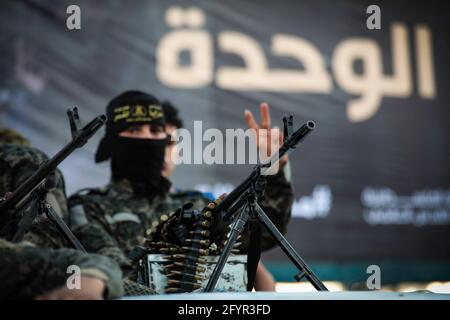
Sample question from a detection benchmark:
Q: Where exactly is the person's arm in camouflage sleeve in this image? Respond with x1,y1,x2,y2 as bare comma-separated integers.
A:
72,223,133,271
0,239,124,300
68,195,133,271
236,163,293,252
257,161,293,250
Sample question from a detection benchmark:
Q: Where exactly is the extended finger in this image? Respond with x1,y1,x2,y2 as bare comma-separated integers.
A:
260,102,271,129
244,109,259,130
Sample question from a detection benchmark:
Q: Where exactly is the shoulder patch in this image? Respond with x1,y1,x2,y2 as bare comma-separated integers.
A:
172,189,215,201
106,212,141,224
69,205,89,228
74,186,109,197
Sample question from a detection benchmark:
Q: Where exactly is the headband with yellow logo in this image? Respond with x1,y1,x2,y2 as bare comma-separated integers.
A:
95,91,166,162
112,104,164,125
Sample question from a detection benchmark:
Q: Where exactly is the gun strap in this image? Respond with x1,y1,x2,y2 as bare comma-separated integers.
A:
246,220,261,291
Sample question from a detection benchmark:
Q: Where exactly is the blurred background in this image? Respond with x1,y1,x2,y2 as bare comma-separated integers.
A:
0,0,449,292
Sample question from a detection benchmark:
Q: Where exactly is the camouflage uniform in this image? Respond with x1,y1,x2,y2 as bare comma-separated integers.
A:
0,238,123,300
70,89,293,293
69,179,211,257
0,143,149,297
0,143,69,247
0,144,68,218
68,166,293,260
0,128,30,147
0,143,126,258
257,165,294,250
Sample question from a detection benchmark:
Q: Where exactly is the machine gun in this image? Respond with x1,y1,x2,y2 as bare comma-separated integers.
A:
204,116,328,292
0,108,106,251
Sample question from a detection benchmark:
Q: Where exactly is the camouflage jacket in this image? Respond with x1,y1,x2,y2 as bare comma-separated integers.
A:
0,144,129,256
0,144,68,220
68,165,294,263
0,144,151,297
69,181,212,259
0,238,124,300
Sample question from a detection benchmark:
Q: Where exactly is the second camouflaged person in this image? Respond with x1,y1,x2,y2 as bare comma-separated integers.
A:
68,91,294,264
0,129,151,297
0,129,124,299
68,91,213,258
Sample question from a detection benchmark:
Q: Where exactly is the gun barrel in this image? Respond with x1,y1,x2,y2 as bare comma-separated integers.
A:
0,114,106,214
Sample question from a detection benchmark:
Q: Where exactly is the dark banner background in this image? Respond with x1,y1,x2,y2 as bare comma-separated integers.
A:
1,0,449,281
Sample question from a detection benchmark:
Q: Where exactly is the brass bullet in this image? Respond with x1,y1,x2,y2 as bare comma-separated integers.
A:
166,262,206,273
169,271,204,281
181,247,209,255
179,262,206,273
185,239,210,246
167,279,202,289
197,220,210,228
165,288,185,293
214,196,224,205
168,254,207,263
188,230,210,237
203,210,212,218
160,247,179,253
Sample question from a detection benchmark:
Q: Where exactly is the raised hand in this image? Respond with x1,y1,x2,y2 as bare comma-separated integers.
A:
244,102,288,168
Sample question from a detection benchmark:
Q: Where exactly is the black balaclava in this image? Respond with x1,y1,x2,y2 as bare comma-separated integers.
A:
95,90,171,196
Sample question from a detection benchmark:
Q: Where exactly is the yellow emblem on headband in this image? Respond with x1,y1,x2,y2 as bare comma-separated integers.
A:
132,105,147,117
113,106,130,122
148,105,163,119
114,104,163,123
